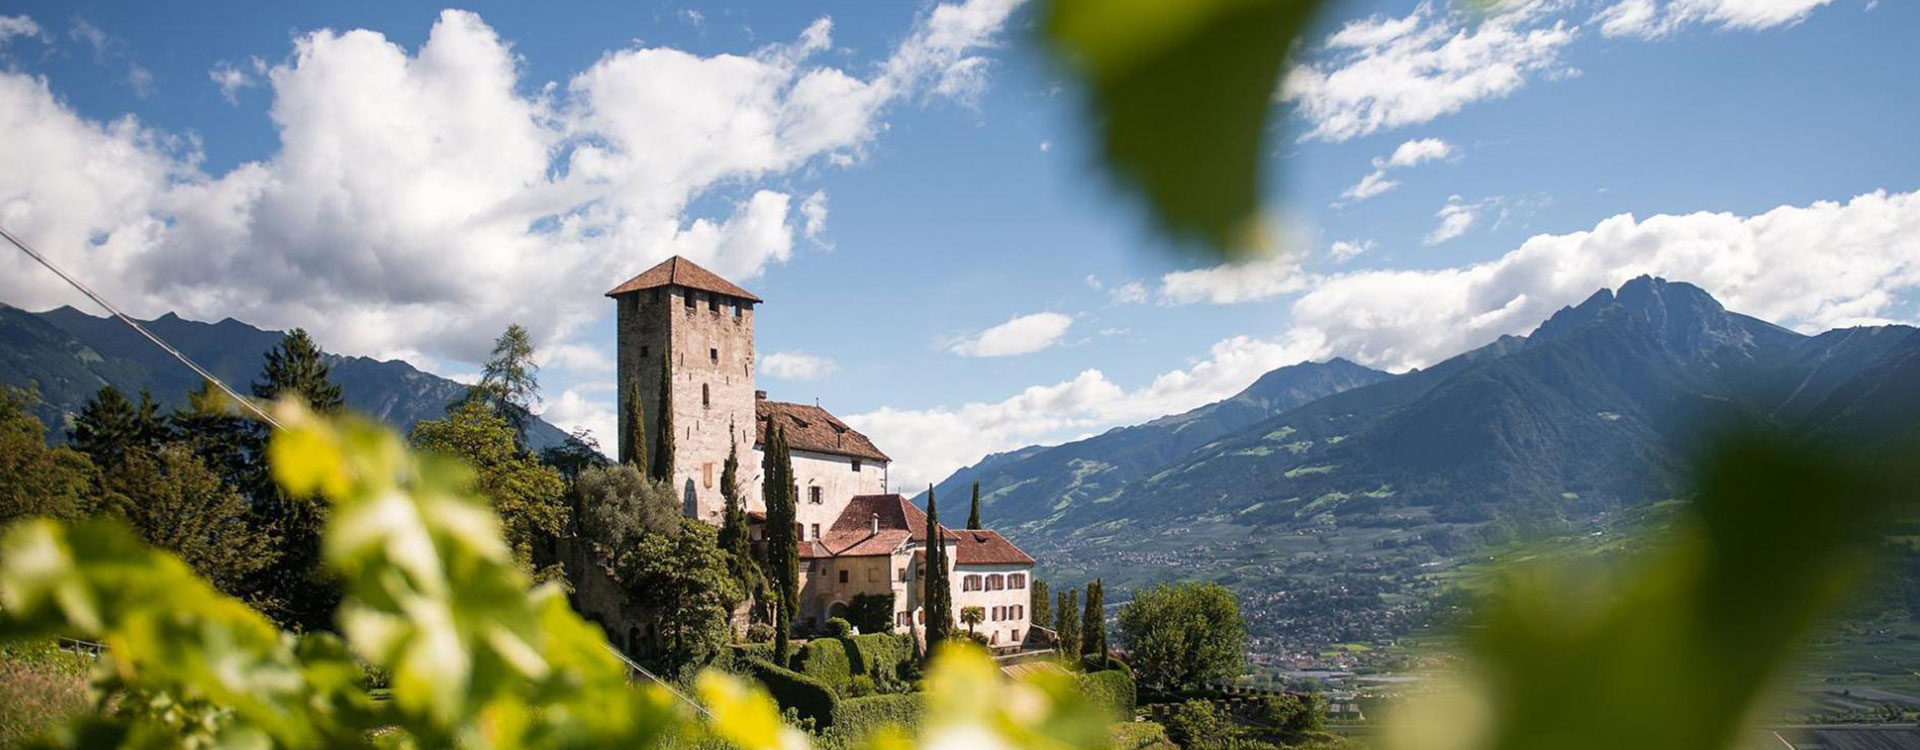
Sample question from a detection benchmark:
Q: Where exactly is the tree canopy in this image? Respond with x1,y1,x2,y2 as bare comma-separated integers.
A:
1117,581,1246,688
411,399,569,579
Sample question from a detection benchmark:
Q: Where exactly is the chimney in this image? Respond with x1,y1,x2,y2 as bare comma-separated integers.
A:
871,513,880,535
755,389,767,401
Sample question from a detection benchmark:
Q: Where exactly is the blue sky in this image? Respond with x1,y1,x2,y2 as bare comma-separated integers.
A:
0,0,1915,488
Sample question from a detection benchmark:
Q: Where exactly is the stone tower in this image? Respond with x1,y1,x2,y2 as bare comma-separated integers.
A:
605,256,760,522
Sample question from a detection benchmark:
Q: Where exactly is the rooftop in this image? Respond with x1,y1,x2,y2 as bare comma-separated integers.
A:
757,399,890,462
604,255,763,302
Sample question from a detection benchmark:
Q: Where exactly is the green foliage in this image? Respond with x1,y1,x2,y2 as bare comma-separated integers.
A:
742,656,840,728
1042,0,1327,258
718,440,756,594
847,593,894,636
960,606,985,636
795,638,855,693
1382,433,1917,750
1118,581,1246,689
103,443,278,598
1032,578,1052,632
0,384,97,526
251,329,344,413
247,330,346,631
538,426,610,480
828,694,921,747
1057,588,1081,657
1082,579,1108,665
409,398,568,577
1074,669,1136,719
923,486,954,646
1260,693,1324,739
622,519,742,673
471,323,539,444
968,481,981,530
70,386,169,469
654,354,675,482
845,632,914,685
620,375,648,474
827,617,854,639
1109,721,1177,750
746,622,775,644
764,425,798,657
0,641,91,747
1164,699,1229,749
578,462,681,543
0,402,1116,750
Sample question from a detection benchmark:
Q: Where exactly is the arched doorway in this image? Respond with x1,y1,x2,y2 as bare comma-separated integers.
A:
683,478,698,517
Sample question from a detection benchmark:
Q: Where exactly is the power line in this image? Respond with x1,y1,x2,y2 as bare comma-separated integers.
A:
3,223,712,716
0,224,280,429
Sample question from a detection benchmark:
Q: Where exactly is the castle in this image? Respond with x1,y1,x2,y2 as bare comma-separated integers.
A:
589,256,1037,649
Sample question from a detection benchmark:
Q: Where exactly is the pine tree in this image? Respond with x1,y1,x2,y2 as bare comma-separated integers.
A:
717,440,755,592
923,485,954,647
653,354,675,483
474,324,539,446
70,386,138,468
252,329,345,413
619,376,648,476
1082,579,1107,666
173,380,255,494
763,426,797,659
1057,589,1080,658
967,481,982,530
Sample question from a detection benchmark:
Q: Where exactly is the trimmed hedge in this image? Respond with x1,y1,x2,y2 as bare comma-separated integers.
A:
742,658,839,728
794,638,856,693
846,633,914,681
827,694,921,747
1076,669,1137,719
729,642,798,669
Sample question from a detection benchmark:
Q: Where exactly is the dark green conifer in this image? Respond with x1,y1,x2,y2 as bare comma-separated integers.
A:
967,481,982,530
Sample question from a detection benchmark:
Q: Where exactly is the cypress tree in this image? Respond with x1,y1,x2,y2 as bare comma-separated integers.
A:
967,481,981,530
653,354,675,483
619,376,648,476
717,440,754,591
1057,588,1080,658
1082,579,1107,666
1031,578,1051,630
763,426,797,659
923,486,954,647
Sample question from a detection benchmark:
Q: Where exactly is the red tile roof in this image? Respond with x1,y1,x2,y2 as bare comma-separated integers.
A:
604,255,763,302
952,529,1035,566
757,400,889,462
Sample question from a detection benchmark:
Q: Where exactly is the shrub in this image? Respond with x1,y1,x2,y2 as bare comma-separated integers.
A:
1261,692,1325,738
1075,668,1137,718
1165,700,1227,749
847,675,876,698
747,623,774,643
826,617,853,638
847,632,914,682
742,657,840,728
1109,721,1178,750
794,638,855,693
828,694,922,748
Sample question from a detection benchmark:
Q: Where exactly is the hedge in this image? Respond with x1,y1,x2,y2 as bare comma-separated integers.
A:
793,638,856,693
826,694,921,747
729,642,798,669
742,657,839,728
1108,721,1177,750
846,633,914,681
1076,669,1137,719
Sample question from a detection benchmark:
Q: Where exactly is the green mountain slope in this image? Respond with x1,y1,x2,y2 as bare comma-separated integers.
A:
0,304,570,448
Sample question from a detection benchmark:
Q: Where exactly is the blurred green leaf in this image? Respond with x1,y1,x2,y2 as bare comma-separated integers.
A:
1043,0,1327,258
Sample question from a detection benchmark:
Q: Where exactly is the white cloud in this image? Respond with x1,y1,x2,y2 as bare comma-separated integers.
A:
0,2,1020,375
1330,239,1374,263
1595,0,1836,37
762,350,839,380
69,18,153,98
0,15,42,49
1158,256,1307,305
1425,195,1483,244
207,60,257,104
538,388,616,455
1283,3,1576,142
857,188,1920,487
800,190,829,244
1038,140,1051,152
1108,281,1149,304
1340,137,1456,203
948,312,1073,357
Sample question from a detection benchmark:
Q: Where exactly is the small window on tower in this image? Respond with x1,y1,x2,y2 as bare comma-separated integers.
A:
702,384,710,408
851,459,862,472
684,290,695,308
640,345,649,358
709,347,718,362
709,296,719,313
809,487,822,505
838,570,848,584
811,523,821,540
734,303,743,319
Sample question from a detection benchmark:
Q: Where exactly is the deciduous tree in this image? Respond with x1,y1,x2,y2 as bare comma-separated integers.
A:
106,444,277,600
411,400,568,579
0,384,97,526
1118,581,1246,689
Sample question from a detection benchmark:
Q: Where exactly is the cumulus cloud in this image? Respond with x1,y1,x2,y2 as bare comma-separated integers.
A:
0,15,43,49
1158,255,1308,305
1108,281,1149,305
538,388,616,451
762,350,838,380
799,190,830,245
1340,137,1456,203
1595,0,1836,37
0,1,1020,372
207,58,264,104
1282,2,1576,142
1425,195,1484,244
1329,239,1374,263
948,312,1073,357
859,188,1920,486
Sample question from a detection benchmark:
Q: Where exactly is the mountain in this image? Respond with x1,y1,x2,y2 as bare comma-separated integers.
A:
940,277,1920,647
0,304,570,448
928,357,1391,528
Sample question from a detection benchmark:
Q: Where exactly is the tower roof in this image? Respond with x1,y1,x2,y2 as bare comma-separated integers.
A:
604,255,763,302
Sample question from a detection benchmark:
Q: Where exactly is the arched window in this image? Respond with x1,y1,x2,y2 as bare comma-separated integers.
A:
683,479,697,518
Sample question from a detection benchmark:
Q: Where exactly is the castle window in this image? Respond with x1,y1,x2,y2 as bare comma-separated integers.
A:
809,487,823,505
684,290,695,308
702,384,710,408
838,570,849,584
810,523,820,539
734,303,743,319
640,345,649,358
703,462,713,489
709,296,719,313
851,459,862,472
709,347,718,362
